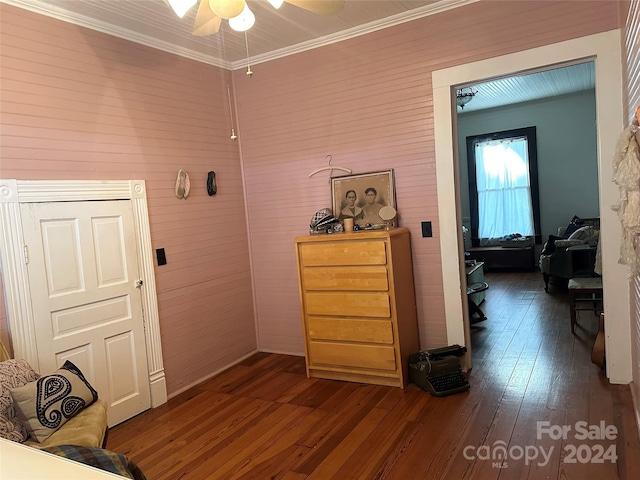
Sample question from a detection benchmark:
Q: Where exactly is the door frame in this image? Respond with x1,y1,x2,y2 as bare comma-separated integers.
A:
432,29,630,383
0,179,167,407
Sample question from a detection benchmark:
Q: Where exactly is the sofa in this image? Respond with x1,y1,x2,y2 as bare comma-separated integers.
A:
539,216,600,291
0,358,108,449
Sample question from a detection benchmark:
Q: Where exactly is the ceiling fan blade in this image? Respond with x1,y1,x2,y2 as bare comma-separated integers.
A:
192,0,221,35
283,0,345,15
209,0,245,20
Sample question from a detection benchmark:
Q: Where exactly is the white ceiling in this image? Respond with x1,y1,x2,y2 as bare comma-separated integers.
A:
4,0,470,67
3,0,596,112
458,61,595,113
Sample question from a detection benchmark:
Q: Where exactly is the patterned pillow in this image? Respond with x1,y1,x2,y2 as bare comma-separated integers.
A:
0,359,40,443
10,360,98,443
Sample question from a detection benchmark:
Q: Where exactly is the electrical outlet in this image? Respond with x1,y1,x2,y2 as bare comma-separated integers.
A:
156,248,167,266
421,221,432,238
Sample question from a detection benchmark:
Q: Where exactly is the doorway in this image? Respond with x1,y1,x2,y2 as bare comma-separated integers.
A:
432,30,630,383
0,179,169,422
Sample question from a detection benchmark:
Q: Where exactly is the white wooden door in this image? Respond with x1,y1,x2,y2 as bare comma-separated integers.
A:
20,200,151,426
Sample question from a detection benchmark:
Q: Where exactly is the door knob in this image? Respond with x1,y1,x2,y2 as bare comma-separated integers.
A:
135,279,143,288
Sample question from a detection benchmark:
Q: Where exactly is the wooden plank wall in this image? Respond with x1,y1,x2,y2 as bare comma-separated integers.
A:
624,0,640,431
0,4,257,395
0,1,629,398
233,1,622,353
626,0,640,114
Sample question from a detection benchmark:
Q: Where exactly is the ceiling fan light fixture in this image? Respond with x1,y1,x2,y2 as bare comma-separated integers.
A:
268,0,284,8
209,0,245,20
229,4,255,32
167,0,198,18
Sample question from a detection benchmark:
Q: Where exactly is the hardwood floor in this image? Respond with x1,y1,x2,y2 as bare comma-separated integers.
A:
108,271,640,479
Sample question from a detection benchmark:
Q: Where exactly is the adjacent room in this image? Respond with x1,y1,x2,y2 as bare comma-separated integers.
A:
1,0,639,478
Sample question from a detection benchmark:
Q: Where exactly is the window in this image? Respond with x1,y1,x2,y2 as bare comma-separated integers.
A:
466,127,541,247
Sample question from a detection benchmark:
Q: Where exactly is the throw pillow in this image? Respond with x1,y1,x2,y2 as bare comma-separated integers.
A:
568,225,592,242
561,215,585,238
0,359,39,443
10,360,98,443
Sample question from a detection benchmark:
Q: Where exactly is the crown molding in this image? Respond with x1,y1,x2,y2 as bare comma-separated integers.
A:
1,0,232,69
232,0,479,69
2,0,478,70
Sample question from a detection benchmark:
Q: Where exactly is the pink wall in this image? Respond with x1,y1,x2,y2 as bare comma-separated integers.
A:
234,1,623,353
0,5,256,395
0,1,629,397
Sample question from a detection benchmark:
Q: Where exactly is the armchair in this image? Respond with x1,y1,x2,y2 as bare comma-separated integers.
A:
539,217,599,292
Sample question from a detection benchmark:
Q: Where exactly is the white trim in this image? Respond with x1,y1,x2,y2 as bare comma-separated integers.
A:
0,179,167,406
433,30,631,383
1,0,478,69
0,0,231,69
230,0,481,69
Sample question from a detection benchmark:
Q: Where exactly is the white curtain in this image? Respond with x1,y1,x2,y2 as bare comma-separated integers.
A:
475,137,534,242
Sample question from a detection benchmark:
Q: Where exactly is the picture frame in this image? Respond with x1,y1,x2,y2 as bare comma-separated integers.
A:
331,169,396,228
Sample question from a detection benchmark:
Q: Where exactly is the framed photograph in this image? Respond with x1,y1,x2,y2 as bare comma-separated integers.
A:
331,170,396,228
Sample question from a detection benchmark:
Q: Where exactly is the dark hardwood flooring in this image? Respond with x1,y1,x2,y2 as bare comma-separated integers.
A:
108,271,640,479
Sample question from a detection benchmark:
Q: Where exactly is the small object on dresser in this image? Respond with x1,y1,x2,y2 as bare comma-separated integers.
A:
309,208,339,235
343,217,354,231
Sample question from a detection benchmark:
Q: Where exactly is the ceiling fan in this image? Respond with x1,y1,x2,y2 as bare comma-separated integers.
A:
167,0,345,36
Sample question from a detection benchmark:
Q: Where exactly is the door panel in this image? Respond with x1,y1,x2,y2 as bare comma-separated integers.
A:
21,200,150,426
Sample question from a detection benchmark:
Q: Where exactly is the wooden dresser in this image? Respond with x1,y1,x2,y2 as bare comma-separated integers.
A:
294,227,419,388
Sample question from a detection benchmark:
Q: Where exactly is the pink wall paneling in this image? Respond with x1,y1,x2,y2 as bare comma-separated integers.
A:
0,0,631,398
235,0,621,353
0,4,256,395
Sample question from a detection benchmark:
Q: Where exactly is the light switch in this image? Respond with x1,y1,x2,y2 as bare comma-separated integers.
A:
156,248,167,266
421,221,432,238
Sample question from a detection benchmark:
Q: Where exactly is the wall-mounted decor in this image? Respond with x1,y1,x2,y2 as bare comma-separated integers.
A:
175,169,191,199
207,171,217,196
331,170,396,228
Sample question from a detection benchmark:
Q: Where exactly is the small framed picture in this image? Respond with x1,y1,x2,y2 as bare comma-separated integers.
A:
331,170,396,228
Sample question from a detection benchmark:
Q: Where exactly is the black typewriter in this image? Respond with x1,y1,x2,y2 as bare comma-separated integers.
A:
409,345,470,397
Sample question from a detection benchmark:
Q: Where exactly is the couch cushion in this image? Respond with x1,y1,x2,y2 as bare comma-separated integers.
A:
24,398,108,449
0,359,40,443
10,360,98,443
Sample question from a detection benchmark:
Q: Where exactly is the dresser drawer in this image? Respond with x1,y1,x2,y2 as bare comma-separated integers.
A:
299,240,387,266
308,342,397,371
308,317,393,344
305,292,390,318
302,266,388,291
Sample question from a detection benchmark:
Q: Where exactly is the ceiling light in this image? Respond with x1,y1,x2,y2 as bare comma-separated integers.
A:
456,87,477,110
176,0,344,37
210,0,245,19
229,4,255,32
166,0,197,18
